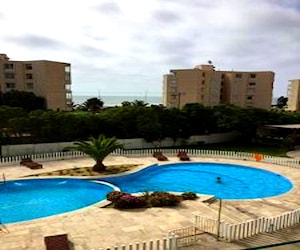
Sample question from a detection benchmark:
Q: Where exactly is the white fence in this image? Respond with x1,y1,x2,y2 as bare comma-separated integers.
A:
193,208,300,242
1,148,300,169
100,236,178,250
168,226,202,247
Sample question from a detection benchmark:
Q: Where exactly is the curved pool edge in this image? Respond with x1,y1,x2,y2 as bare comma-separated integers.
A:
0,178,120,225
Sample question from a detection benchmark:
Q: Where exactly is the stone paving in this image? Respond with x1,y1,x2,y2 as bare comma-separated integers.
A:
0,156,300,249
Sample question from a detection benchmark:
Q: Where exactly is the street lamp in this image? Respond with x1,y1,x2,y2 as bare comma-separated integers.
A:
216,198,222,241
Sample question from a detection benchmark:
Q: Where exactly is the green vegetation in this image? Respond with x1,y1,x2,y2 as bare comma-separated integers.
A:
200,142,289,157
65,135,123,172
1,100,300,149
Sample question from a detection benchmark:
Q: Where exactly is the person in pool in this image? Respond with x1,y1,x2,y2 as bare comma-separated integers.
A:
216,177,222,183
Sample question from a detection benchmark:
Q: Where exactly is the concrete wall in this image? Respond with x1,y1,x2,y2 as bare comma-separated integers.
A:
1,131,240,156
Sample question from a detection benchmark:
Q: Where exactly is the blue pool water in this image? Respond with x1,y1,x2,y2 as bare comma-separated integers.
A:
0,162,294,224
0,178,113,224
99,162,293,199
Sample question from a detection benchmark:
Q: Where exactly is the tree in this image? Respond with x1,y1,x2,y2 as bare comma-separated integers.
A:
276,96,288,109
65,135,123,172
0,90,46,111
80,97,104,113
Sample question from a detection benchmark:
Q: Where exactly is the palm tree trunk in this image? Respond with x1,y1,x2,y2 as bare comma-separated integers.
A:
93,159,106,172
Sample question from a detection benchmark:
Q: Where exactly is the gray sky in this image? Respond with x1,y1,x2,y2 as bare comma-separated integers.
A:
0,0,299,97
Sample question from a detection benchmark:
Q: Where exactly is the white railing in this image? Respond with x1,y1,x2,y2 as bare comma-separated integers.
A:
193,208,300,242
1,148,300,170
0,150,86,166
100,236,178,250
168,226,201,247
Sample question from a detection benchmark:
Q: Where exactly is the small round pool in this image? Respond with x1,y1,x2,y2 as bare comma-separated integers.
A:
100,162,293,199
0,178,114,224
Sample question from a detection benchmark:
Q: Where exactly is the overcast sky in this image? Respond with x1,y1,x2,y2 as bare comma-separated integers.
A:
0,0,299,97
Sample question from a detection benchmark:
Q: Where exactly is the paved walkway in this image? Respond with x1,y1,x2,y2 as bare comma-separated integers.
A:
1,156,300,249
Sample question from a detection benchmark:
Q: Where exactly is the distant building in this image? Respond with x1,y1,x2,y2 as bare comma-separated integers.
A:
287,79,300,111
163,64,274,109
0,54,72,110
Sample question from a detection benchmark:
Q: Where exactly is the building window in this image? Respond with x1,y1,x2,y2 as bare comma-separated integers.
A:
4,63,14,70
65,66,71,72
65,74,70,81
26,82,34,89
26,73,33,79
202,72,205,77
5,72,15,79
202,80,205,85
247,96,253,100
25,64,33,70
236,73,242,78
248,82,256,86
250,74,256,78
221,74,225,79
6,82,15,89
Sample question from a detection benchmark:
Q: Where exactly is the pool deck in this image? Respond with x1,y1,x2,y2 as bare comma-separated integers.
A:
1,156,300,249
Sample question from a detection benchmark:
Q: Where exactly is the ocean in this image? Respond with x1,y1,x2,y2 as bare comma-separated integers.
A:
73,95,162,107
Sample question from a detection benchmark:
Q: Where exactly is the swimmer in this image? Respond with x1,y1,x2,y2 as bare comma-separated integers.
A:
216,177,222,183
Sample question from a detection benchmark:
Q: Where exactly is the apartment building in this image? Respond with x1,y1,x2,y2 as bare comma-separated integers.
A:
163,64,274,109
0,54,72,110
287,79,300,111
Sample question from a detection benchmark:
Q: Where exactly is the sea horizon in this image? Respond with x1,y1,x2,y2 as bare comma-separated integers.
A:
73,95,162,106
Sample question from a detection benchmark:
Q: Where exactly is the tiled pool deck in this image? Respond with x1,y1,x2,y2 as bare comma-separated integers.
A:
1,156,300,249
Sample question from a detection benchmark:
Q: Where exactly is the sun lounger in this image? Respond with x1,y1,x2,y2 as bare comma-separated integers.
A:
20,158,43,169
44,234,70,250
177,151,190,161
153,151,168,161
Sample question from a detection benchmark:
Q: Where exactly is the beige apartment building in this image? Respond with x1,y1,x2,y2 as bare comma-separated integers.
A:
163,64,274,109
0,54,72,110
287,79,300,111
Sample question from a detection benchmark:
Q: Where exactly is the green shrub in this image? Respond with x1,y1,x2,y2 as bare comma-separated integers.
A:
114,194,147,209
150,192,181,207
181,192,198,200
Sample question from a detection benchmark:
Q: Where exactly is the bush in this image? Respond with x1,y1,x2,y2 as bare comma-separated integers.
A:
181,192,198,200
114,194,147,209
150,192,181,207
106,191,129,202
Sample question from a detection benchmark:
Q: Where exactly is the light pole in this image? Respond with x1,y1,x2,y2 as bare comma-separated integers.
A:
216,198,222,240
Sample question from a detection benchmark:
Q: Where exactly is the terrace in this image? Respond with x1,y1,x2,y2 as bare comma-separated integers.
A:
0,151,300,249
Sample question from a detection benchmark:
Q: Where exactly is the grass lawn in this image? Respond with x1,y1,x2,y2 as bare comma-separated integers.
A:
199,142,289,157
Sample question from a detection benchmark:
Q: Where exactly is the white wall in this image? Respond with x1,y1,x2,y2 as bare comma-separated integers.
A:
1,132,240,156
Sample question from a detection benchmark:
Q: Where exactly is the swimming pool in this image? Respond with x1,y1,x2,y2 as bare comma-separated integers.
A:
100,162,293,199
0,178,114,224
0,162,293,224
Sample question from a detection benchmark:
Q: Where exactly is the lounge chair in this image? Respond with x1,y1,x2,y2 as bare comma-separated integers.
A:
153,151,168,161
20,157,43,169
44,234,70,250
177,151,190,161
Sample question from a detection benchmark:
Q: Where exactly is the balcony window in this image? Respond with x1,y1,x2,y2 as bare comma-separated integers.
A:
250,74,256,78
26,73,33,79
65,66,71,72
65,84,71,91
4,63,14,70
25,64,33,70
247,96,253,100
248,82,256,86
236,73,242,78
6,82,15,89
5,72,14,79
26,82,34,90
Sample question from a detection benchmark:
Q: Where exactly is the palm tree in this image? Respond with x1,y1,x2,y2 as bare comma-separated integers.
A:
66,134,123,172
